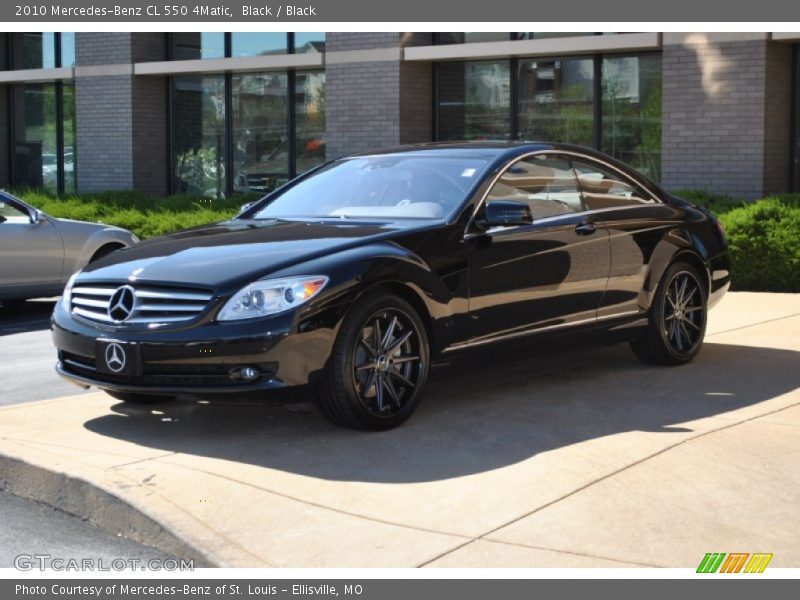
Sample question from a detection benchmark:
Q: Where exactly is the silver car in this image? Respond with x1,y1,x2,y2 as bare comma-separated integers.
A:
0,191,138,303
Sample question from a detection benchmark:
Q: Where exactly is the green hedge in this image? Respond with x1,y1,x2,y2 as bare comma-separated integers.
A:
14,189,249,240
13,188,800,293
673,190,800,292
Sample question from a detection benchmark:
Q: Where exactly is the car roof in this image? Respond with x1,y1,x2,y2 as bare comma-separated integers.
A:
340,141,665,197
346,141,553,160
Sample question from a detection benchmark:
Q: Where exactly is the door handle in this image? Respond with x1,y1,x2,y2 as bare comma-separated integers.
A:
575,221,597,236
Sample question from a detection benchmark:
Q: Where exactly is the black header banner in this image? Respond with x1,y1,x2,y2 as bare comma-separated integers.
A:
2,0,799,22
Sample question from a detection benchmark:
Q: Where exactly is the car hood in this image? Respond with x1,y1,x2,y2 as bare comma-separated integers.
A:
79,218,435,290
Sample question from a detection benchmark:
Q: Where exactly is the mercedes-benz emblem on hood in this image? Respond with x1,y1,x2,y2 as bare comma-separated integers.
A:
108,285,136,322
104,343,126,373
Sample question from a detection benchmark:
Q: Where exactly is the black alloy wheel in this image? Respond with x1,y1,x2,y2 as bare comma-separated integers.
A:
662,269,706,355
630,261,708,366
352,308,425,418
318,292,429,430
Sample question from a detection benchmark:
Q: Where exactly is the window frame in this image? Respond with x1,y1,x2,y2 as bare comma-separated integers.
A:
465,149,661,237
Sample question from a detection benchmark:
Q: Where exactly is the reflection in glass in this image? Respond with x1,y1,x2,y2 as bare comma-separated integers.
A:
171,33,225,60
231,73,289,195
12,83,58,193
602,54,662,180
295,71,326,176
294,33,326,53
172,75,227,197
437,61,510,141
60,32,76,67
231,33,288,57
62,84,76,193
11,33,57,70
517,57,594,146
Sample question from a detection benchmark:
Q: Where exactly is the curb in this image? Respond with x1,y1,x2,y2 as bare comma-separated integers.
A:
0,452,215,567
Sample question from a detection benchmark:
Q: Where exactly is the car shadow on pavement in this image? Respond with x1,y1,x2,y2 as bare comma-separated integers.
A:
83,341,800,483
0,300,55,336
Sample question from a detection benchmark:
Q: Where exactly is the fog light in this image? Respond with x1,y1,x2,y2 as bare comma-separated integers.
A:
230,366,260,382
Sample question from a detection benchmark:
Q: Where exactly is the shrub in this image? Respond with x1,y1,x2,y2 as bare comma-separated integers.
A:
11,188,253,240
718,198,800,292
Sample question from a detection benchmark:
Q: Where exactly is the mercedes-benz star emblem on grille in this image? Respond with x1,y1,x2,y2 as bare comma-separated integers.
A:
104,343,126,373
107,285,136,322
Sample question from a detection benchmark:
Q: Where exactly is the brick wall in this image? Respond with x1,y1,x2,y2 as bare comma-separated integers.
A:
661,36,793,199
75,33,168,194
325,33,433,158
75,73,134,190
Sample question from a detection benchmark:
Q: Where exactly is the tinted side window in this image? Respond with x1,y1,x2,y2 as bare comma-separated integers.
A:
571,158,654,210
486,154,583,220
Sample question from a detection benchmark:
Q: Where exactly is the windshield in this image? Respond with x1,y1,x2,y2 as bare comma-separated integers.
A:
252,155,489,220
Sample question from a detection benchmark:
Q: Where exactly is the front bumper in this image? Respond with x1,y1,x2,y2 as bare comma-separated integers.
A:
52,301,336,395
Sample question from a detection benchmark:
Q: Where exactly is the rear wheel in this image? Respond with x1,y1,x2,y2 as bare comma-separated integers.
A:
318,292,429,430
105,391,176,404
630,261,707,365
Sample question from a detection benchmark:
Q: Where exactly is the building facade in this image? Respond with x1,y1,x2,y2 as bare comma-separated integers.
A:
1,32,799,199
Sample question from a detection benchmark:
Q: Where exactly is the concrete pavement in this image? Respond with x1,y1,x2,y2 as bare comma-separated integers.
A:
0,299,91,405
0,292,798,567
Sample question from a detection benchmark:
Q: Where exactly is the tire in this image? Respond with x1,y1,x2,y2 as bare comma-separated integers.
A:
318,291,430,430
105,391,176,404
630,261,708,366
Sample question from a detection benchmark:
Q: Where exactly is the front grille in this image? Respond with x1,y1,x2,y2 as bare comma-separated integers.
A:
70,283,213,326
60,351,274,388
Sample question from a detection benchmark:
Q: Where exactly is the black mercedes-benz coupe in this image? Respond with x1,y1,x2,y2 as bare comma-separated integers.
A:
53,142,730,430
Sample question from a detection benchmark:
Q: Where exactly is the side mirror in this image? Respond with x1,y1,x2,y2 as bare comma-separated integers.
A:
29,209,44,224
481,200,533,228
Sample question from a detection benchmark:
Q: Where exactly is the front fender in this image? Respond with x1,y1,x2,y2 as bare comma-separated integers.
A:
269,241,460,355
67,226,138,276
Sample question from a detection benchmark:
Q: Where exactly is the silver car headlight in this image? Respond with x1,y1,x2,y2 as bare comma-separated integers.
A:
217,275,329,321
61,271,80,310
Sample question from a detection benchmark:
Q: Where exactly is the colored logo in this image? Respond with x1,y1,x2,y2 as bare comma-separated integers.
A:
697,552,773,573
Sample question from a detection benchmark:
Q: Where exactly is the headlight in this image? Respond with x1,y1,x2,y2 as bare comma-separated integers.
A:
61,271,80,310
217,275,329,321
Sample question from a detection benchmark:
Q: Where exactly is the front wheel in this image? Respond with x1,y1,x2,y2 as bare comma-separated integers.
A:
630,261,708,365
318,292,430,430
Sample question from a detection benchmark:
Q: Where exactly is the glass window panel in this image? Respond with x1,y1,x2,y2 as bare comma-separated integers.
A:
517,57,594,146
601,54,662,181
62,84,76,193
487,154,583,218
571,157,654,209
231,33,288,57
231,72,289,195
295,71,326,176
12,83,58,193
171,75,227,198
294,32,325,53
170,33,225,60
60,32,76,67
437,33,512,45
437,60,511,141
11,33,57,70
